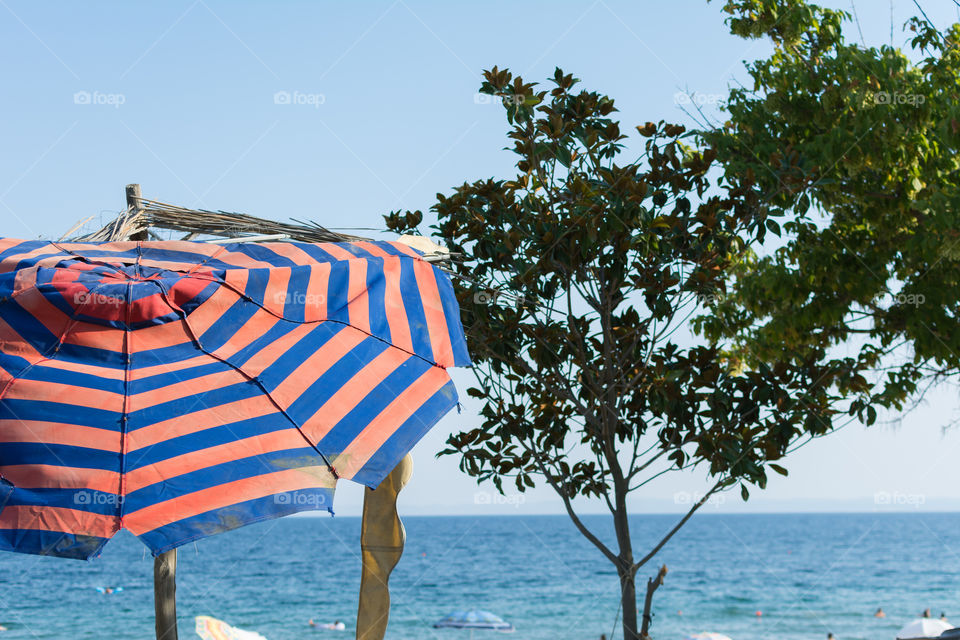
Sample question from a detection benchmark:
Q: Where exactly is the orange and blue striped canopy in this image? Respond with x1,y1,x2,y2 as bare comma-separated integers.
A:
0,238,469,559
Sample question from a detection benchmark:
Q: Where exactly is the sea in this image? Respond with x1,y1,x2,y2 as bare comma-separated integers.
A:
0,513,957,640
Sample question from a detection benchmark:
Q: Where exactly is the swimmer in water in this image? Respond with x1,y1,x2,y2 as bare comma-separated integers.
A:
828,634,835,640
875,608,886,618
942,613,949,622
923,608,932,618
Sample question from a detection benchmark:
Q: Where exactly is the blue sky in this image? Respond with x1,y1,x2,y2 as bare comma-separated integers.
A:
2,0,959,516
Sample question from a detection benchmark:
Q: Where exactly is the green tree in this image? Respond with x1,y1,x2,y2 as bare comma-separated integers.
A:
386,67,862,640
700,0,960,419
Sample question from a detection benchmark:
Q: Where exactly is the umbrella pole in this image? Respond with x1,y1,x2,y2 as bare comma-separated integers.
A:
356,454,413,640
154,549,178,640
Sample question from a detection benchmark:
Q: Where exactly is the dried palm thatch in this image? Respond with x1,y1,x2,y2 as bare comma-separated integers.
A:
71,197,368,244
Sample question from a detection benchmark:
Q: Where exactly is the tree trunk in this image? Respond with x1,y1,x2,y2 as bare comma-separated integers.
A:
640,565,668,640
619,566,640,640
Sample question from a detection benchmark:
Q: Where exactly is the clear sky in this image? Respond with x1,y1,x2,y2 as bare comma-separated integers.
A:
2,0,959,517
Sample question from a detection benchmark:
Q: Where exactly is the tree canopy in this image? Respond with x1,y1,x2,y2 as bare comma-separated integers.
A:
386,65,863,640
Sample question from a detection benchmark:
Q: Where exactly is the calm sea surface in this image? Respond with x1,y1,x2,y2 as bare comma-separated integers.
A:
1,513,958,639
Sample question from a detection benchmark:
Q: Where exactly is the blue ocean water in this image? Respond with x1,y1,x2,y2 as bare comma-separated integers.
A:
0,513,958,639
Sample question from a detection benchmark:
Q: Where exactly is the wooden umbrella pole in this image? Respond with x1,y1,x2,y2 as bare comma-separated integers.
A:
154,549,179,640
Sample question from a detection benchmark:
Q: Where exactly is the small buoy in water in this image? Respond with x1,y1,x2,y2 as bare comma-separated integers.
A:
421,552,427,558
756,611,763,617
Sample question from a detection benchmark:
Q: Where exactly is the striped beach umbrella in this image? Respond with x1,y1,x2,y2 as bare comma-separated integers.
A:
434,610,515,637
0,237,469,559
195,615,268,640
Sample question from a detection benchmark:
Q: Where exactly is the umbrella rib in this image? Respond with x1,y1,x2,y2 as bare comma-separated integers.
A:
151,281,341,480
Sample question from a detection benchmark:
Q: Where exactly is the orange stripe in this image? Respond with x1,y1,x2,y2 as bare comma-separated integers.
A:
124,429,312,493
269,326,367,408
0,420,121,451
347,258,370,334
123,466,336,534
303,262,331,322
1,464,119,493
240,322,316,378
128,355,212,381
352,241,394,260
300,346,408,443
381,257,413,353
0,504,117,539
34,358,126,382
412,259,453,366
127,369,246,412
262,267,292,316
4,378,124,411
208,307,282,362
259,242,324,267
336,366,450,479
126,395,279,450
0,315,44,362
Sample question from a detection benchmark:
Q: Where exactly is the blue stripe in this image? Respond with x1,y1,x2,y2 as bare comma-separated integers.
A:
435,269,472,366
0,400,122,429
315,356,431,454
127,381,263,430
366,258,390,343
6,487,120,516
0,299,60,358
223,244,298,267
226,320,300,368
19,363,125,394
122,447,325,511
257,323,342,393
0,529,108,560
124,413,291,471
0,443,120,471
138,488,334,556
128,361,229,394
0,240,48,264
285,337,390,424
129,342,205,370
197,277,267,352
283,266,311,322
353,379,459,487
325,261,350,324
399,258,433,362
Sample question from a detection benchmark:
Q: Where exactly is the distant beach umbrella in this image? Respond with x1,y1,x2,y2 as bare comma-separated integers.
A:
195,615,267,640
684,633,733,640
0,238,470,559
897,618,954,640
434,610,515,638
